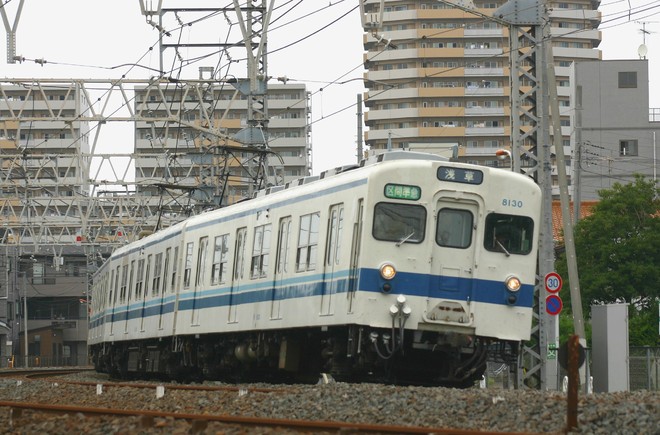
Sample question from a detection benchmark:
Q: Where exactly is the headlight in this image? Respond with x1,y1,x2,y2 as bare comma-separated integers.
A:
380,263,396,280
505,275,522,292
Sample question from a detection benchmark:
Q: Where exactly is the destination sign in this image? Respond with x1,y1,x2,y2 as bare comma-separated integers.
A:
437,166,483,185
384,183,421,200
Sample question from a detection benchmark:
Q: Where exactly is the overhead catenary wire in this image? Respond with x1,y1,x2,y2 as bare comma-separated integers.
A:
6,1,660,169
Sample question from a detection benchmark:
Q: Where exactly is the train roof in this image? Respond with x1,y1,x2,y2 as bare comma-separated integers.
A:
102,150,538,266
255,151,447,199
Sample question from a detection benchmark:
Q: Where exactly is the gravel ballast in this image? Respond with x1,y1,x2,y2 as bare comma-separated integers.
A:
0,374,657,434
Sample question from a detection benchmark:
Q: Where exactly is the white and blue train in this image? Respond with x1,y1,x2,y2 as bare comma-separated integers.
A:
88,151,541,387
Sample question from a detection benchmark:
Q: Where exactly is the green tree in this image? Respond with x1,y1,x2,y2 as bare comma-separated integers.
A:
556,175,660,346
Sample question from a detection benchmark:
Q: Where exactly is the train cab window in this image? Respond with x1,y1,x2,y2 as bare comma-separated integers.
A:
296,212,320,272
436,208,473,248
484,213,534,255
372,202,426,243
251,224,272,279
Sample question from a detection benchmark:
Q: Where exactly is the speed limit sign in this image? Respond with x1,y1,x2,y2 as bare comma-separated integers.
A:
545,272,562,294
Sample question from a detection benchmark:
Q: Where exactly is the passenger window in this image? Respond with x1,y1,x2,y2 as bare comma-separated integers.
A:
251,224,272,279
170,247,178,293
484,213,534,255
276,217,292,274
436,208,473,248
152,252,162,296
119,265,128,302
109,269,115,305
135,258,145,299
372,202,426,243
144,255,152,297
211,234,230,284
234,228,247,280
183,242,194,288
296,212,320,272
195,237,209,287
162,248,171,294
127,261,135,301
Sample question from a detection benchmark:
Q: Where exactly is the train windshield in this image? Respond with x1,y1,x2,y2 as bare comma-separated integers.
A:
436,208,473,248
372,202,426,243
484,213,534,255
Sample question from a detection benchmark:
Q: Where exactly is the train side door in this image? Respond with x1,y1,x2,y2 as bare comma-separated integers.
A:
271,216,291,320
109,266,119,336
119,264,130,334
428,197,479,324
139,254,151,332
321,203,344,316
158,247,171,330
229,227,247,323
191,236,208,326
347,199,363,313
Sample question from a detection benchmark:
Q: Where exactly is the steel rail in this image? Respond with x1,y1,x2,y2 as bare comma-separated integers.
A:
0,400,546,435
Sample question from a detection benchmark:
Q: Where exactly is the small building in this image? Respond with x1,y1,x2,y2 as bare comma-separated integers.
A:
570,59,659,202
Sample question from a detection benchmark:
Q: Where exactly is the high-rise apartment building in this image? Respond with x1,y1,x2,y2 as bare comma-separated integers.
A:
0,83,92,366
361,0,601,171
134,82,311,208
0,78,311,368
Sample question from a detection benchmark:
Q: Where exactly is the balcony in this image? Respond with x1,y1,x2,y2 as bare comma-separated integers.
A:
465,106,507,116
465,126,506,136
464,67,505,77
464,48,504,58
465,87,506,97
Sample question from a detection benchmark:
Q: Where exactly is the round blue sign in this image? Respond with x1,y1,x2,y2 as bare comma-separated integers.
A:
545,294,563,316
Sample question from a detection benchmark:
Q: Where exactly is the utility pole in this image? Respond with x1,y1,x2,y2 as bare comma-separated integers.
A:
21,271,27,368
357,94,363,164
443,0,568,389
543,34,586,341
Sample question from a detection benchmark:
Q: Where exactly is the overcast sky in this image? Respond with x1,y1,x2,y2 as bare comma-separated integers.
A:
1,0,658,176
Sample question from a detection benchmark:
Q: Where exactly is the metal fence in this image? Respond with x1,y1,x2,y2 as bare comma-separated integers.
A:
484,346,660,391
629,347,660,391
2,347,658,390
2,354,90,369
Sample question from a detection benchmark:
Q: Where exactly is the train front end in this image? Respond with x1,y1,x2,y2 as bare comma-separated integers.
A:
354,156,541,386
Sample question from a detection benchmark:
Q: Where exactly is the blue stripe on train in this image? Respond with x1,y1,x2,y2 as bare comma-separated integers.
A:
90,268,533,329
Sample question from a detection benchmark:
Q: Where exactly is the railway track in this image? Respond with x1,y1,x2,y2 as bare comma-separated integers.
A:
1,368,656,434
0,399,542,434
0,369,548,434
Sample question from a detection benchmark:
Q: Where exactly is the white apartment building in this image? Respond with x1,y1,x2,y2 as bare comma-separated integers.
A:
0,83,92,367
133,82,311,207
361,0,601,170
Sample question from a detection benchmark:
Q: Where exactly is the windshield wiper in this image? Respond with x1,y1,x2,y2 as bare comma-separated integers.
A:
396,231,415,247
495,239,511,257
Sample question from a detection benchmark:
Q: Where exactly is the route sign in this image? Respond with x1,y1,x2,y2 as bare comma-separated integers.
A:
544,272,563,294
545,294,563,316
